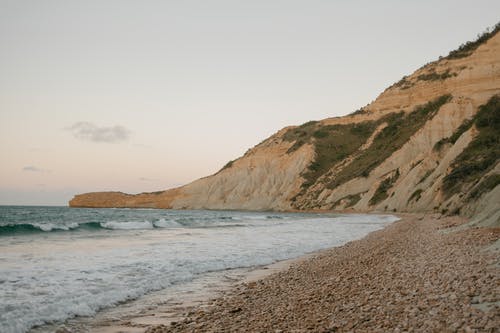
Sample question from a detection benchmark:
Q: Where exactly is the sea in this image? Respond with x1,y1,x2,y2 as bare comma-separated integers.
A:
0,206,398,333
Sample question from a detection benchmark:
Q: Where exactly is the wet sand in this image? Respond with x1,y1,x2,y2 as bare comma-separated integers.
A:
143,214,500,333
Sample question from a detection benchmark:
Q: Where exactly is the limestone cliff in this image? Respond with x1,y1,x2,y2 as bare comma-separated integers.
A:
70,27,500,224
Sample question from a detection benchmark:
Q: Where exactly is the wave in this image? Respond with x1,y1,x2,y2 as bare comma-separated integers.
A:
0,218,247,236
0,222,83,235
101,221,154,230
153,218,182,228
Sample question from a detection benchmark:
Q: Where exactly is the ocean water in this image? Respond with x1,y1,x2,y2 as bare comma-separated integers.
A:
0,206,398,333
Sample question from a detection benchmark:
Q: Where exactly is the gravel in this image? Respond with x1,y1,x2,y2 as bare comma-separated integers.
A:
147,214,500,333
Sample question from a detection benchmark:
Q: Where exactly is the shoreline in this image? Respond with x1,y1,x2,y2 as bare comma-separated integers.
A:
145,213,499,332
48,212,393,333
76,256,317,333
49,245,328,333
49,212,500,332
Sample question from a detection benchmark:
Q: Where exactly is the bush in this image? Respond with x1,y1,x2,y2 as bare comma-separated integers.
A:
407,189,423,204
446,23,500,60
328,95,451,189
417,69,456,82
369,169,400,206
332,193,363,209
469,174,500,199
284,120,378,190
418,169,434,184
442,95,500,197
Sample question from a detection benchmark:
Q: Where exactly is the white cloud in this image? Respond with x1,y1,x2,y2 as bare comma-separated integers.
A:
22,166,50,173
67,122,131,143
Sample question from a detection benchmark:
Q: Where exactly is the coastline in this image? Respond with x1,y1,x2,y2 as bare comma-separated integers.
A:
48,212,500,333
82,256,315,333
142,213,499,333
47,211,390,333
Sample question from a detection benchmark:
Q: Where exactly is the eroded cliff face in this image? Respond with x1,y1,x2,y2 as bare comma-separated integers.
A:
70,30,500,222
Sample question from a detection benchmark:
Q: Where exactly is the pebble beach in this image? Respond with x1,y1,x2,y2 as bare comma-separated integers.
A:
147,214,500,333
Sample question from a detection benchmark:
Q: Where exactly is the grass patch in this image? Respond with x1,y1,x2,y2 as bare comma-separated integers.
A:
445,23,500,60
418,169,434,184
469,174,500,200
442,95,500,197
433,138,449,152
327,95,452,189
386,24,498,94
333,193,363,209
433,118,474,151
408,189,423,203
417,69,456,82
283,121,377,189
283,121,319,153
369,169,400,206
392,76,414,90
449,118,474,143
349,107,368,116
217,159,236,174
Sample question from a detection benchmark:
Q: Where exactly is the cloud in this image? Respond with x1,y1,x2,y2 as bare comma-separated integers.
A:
67,122,131,143
22,166,50,173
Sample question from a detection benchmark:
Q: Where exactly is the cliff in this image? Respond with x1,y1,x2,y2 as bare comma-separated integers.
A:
70,27,500,225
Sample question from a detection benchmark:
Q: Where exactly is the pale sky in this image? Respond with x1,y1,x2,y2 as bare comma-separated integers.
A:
1,0,499,205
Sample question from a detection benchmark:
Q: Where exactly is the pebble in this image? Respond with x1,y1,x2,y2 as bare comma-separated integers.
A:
146,215,500,333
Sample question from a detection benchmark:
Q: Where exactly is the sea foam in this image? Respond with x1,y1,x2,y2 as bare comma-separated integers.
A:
0,206,398,333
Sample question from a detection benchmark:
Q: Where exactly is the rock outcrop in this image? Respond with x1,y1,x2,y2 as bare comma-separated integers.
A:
70,28,500,223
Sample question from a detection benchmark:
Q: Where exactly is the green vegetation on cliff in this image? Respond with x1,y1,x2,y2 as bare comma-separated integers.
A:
442,95,500,198
327,95,451,189
445,23,500,60
369,169,400,206
434,118,474,151
469,174,500,200
284,121,376,189
417,69,456,82
285,95,452,201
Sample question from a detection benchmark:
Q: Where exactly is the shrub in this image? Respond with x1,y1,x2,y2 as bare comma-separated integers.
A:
333,193,363,209
468,174,500,199
449,118,474,143
392,76,414,90
417,69,456,82
284,120,378,190
328,95,451,189
446,23,500,60
350,107,368,116
369,169,400,206
433,118,474,151
442,95,500,197
418,169,434,184
407,189,423,204
220,160,234,171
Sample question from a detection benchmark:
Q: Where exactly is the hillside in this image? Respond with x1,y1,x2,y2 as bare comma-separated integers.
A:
70,27,500,225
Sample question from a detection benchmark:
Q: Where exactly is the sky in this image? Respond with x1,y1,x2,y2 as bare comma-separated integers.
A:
1,1,499,206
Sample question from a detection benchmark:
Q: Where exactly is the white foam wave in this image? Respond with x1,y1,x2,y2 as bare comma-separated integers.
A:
100,221,153,230
153,219,181,228
32,222,79,232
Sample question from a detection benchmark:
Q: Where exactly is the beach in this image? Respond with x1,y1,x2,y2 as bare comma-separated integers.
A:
143,214,500,333
0,207,395,333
